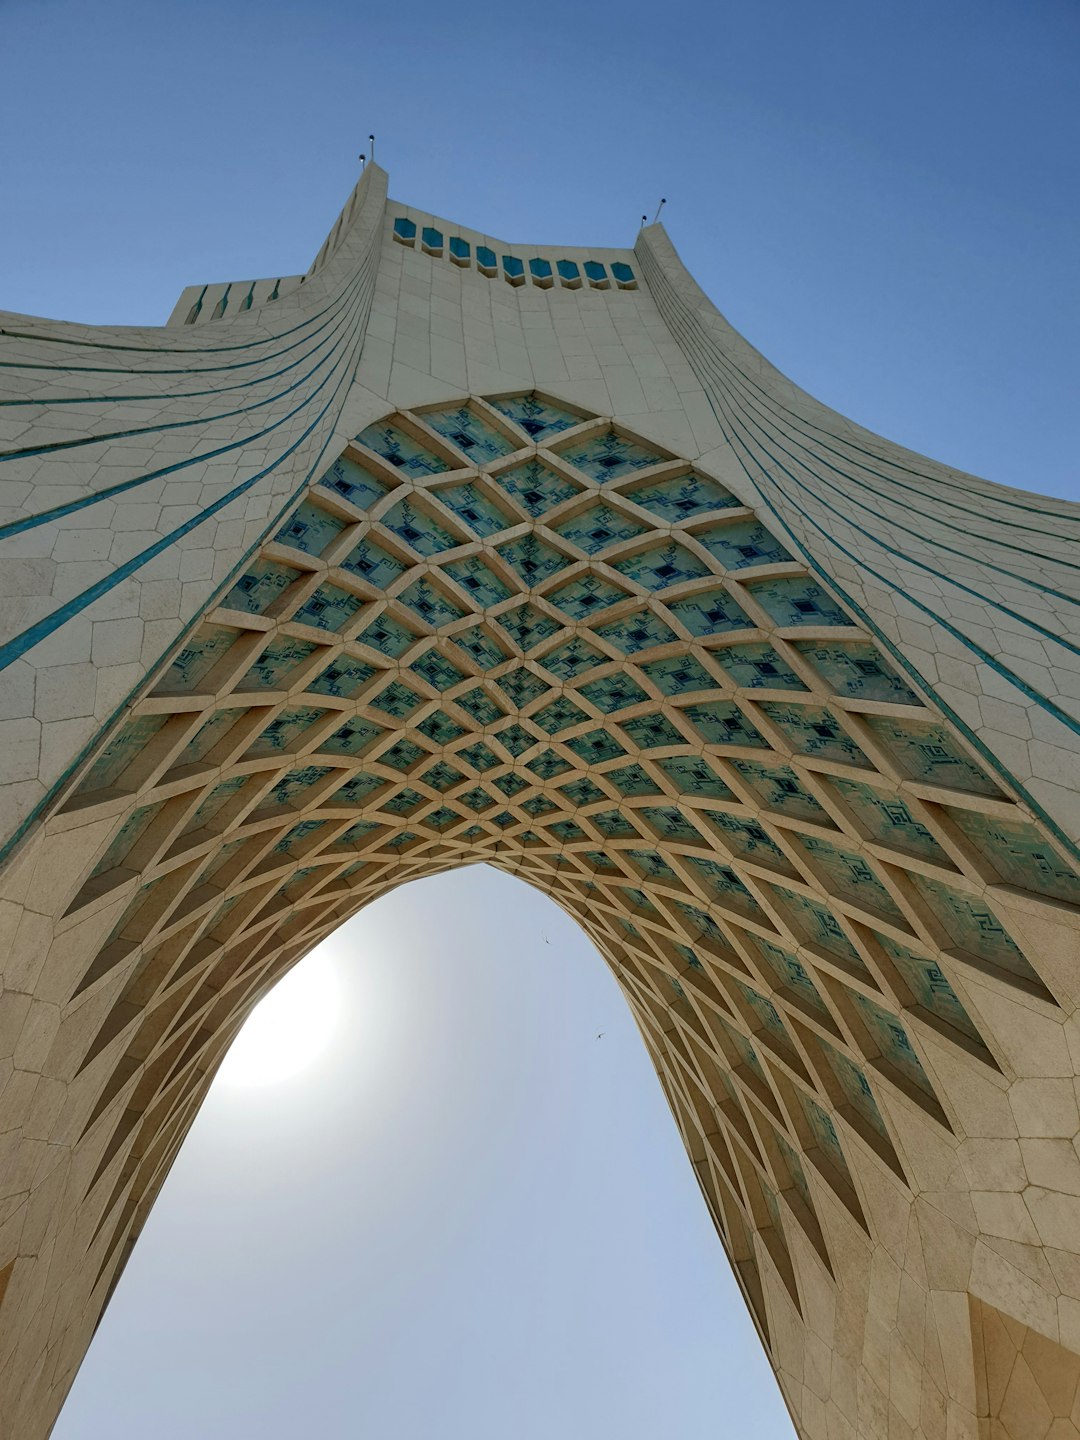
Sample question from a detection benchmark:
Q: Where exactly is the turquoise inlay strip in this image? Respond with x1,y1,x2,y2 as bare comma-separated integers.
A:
0,255,377,543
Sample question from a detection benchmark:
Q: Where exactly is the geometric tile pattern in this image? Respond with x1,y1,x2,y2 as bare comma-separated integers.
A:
50,394,1080,1392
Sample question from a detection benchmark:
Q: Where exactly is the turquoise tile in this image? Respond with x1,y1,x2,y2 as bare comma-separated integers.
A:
331,772,387,805
159,626,238,692
276,500,345,558
177,709,241,765
704,811,791,870
308,656,376,698
619,711,685,749
627,471,738,522
371,679,423,718
224,560,300,616
793,641,922,705
496,666,551,707
556,428,665,481
340,535,407,588
833,778,946,862
771,886,861,965
452,625,508,670
945,808,1080,904
488,393,580,441
752,938,829,1016
355,613,415,658
318,454,390,511
639,654,716,695
548,573,628,619
796,835,903,920
526,747,573,779
733,759,826,820
423,404,516,463
913,875,1040,984
577,672,649,713
357,421,449,476
864,717,1000,795
541,636,606,681
293,584,363,634
442,556,513,608
398,577,466,628
852,992,934,1096
495,722,538,758
713,642,806,691
79,715,167,792
695,519,793,571
321,716,386,756
553,502,648,555
608,762,662,796
455,686,506,726
594,609,678,654
611,540,710,591
800,1093,852,1178
656,754,734,798
819,1040,890,1138
383,498,460,556
566,729,627,764
239,637,318,691
746,577,850,628
496,534,572,586
421,761,465,792
665,587,751,637
875,933,982,1043
593,809,638,837
760,701,871,767
496,602,562,650
409,649,467,691
494,458,579,517
247,706,325,758
436,481,514,537
683,700,766,748
460,741,502,772
534,696,589,734
417,710,466,745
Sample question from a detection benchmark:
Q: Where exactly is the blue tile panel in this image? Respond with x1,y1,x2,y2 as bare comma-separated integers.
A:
356,422,449,476
556,429,666,482
422,405,517,464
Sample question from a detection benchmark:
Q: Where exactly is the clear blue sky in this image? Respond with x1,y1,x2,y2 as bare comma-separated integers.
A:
4,1,1077,1435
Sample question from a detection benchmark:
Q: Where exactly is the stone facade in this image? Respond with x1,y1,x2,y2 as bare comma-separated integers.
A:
2,162,1080,1440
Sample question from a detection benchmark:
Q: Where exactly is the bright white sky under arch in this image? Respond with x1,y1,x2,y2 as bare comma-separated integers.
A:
6,0,1077,1434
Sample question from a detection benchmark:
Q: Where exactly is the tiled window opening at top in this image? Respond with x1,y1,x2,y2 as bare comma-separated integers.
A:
391,215,637,290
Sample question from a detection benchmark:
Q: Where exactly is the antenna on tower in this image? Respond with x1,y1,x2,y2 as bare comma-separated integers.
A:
369,134,376,163
652,198,667,225
358,152,366,168
640,214,647,229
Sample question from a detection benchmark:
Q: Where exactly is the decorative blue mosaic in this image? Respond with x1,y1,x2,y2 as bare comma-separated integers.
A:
320,716,386,756
864,717,1001,796
461,741,502,772
577,672,650,713
356,613,415,658
559,777,606,807
409,649,467,691
497,666,551,708
712,642,806,691
832,778,946,862
674,900,729,946
526,747,573,779
566,729,627,765
493,458,579,517
619,711,685,750
332,819,381,849
496,534,571,586
318,454,390,511
752,938,829,1016
732,760,825,821
639,654,716,695
593,809,638,837
703,811,790,871
186,774,249,832
331,772,387,805
796,835,903,921
554,502,650,556
540,636,605,681
496,722,538,758
550,820,588,843
548,573,628,620
746,578,850,629
223,560,300,616
488,394,580,441
90,802,159,876
435,481,514,538
656,755,734,798
496,603,562,650
340,536,407,588
594,610,678,654
629,849,677,881
293,584,364,635
456,686,505,726
422,405,516,464
793,641,922,705
357,421,449,476
913,875,1039,984
800,1093,852,1180
380,738,427,772
626,471,738,522
556,428,665,482
759,702,870,768
737,982,792,1049
648,812,705,840
945,808,1080,904
276,500,345,558
522,795,558,818
682,700,766,749
308,656,376,698
771,887,861,965
452,626,508,670
494,772,529,800
461,786,496,812
247,706,325,759
534,696,589,734
442,556,512,609
421,761,465,791
274,819,327,856
875,932,982,1044
665,588,751,637
776,1131,813,1211
382,498,460,557
383,787,425,816
686,857,762,919
695,519,793,571
851,992,933,1096
611,541,710,591
716,1015,768,1084
372,680,423,718
819,1040,890,1139
264,766,331,811
418,709,466,745
158,626,240,695
608,762,662,796
178,709,239,766
398,578,465,628
239,637,318,691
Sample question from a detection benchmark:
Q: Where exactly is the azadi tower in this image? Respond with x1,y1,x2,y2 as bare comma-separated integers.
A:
2,161,1080,1440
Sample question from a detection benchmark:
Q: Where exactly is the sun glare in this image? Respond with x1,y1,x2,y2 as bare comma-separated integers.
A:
217,946,341,1088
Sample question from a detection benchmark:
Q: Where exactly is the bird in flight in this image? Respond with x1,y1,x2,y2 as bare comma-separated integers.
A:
596,1032,606,1040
